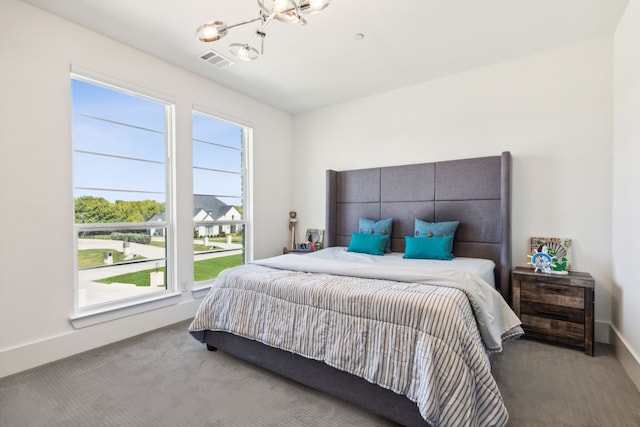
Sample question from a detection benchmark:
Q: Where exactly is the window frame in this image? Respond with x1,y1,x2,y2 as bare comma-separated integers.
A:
191,107,253,289
70,67,176,317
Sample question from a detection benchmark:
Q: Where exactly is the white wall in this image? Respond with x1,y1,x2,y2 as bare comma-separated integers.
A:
2,0,635,382
293,37,614,343
0,0,293,377
613,0,640,389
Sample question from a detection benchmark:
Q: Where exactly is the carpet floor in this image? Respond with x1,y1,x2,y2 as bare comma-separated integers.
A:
1,320,639,427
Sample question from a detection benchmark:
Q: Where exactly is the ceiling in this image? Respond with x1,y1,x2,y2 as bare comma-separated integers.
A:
23,0,629,114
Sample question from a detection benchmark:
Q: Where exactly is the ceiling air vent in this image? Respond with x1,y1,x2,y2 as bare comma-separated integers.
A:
199,50,234,69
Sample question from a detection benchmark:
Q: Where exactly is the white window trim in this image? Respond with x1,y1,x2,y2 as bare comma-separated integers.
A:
70,69,177,317
71,64,175,105
191,285,213,299
70,292,182,329
191,108,254,290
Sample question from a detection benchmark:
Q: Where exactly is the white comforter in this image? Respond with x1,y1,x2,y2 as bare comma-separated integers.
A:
190,248,523,427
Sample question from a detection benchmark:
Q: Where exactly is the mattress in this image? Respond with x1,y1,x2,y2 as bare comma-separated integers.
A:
306,247,496,287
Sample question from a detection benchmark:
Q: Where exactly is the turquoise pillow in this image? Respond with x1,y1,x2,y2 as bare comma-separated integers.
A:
414,219,459,238
347,233,389,256
403,235,454,260
359,217,393,253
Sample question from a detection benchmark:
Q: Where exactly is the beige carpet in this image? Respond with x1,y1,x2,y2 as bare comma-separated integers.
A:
1,320,639,427
492,338,640,427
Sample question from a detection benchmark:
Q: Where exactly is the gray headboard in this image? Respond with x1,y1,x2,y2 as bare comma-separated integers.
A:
325,151,512,303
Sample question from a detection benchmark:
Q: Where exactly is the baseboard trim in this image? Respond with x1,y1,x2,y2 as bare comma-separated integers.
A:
0,299,200,379
611,324,640,393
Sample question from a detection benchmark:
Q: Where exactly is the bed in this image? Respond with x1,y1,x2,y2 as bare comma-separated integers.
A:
189,152,522,427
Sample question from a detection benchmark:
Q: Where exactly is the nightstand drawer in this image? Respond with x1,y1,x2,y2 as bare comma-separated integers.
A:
520,302,584,323
521,280,584,309
521,314,584,344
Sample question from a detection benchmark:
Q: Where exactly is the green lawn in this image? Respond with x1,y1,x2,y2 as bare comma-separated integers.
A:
96,254,243,286
193,254,243,282
78,249,145,269
209,236,243,244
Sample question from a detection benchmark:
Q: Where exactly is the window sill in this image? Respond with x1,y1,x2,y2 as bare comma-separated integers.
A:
191,284,212,299
70,292,182,329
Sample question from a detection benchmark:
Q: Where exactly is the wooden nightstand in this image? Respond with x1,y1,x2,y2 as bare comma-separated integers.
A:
512,266,595,356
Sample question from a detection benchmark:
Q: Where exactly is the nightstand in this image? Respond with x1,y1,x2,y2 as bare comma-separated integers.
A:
512,266,595,356
283,248,315,254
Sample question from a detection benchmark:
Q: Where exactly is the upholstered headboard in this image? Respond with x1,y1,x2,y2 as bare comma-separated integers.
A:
325,151,512,302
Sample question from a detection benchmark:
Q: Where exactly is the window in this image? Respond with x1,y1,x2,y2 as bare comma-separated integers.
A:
192,111,249,286
71,74,174,310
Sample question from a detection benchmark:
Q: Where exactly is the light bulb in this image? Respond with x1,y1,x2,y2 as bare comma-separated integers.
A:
273,0,290,13
202,26,218,39
197,21,227,42
300,0,329,14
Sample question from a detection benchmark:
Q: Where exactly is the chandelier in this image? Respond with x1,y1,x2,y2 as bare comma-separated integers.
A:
196,0,332,61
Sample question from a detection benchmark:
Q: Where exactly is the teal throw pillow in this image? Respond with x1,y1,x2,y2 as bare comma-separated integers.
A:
359,217,393,253
414,219,459,238
403,235,454,260
347,233,389,256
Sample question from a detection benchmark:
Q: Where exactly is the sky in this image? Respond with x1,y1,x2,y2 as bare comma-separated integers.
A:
71,78,244,207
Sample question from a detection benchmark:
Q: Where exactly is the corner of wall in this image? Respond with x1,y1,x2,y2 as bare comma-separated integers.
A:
611,324,640,393
595,320,612,344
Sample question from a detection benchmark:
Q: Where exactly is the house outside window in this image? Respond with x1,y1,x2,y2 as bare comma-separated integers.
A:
71,73,174,310
192,110,249,286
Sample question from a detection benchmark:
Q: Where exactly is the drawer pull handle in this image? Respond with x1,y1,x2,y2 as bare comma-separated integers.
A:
535,310,569,319
538,285,569,292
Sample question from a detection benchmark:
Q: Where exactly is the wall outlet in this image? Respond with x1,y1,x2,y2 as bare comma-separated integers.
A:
180,280,189,291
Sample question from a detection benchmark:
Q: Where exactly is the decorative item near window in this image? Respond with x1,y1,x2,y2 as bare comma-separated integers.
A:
196,0,332,61
528,237,572,274
289,211,298,250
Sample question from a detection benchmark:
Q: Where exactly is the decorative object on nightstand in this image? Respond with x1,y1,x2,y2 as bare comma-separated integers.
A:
528,237,572,274
289,211,298,251
286,229,325,254
527,246,555,273
305,228,324,251
512,266,595,356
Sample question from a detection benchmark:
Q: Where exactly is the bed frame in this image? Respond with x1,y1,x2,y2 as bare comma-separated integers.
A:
201,152,512,427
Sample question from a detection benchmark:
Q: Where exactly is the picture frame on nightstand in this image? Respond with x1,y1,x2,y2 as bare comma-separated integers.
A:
305,228,324,250
528,236,572,274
